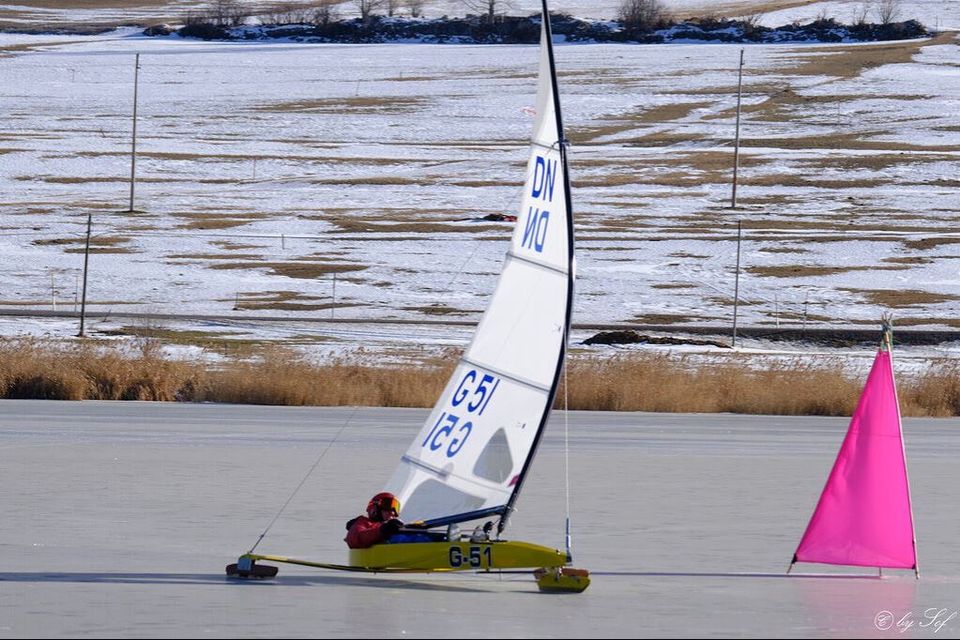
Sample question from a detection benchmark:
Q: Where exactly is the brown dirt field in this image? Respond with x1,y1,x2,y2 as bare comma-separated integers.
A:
845,289,960,308
777,32,957,79
254,96,430,114
670,0,820,20
747,264,906,278
208,261,367,279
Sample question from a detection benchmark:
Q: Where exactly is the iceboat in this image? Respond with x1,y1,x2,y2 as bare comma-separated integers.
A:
228,0,588,593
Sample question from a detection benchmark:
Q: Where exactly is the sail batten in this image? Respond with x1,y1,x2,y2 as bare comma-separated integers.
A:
532,140,561,151
385,2,572,531
459,357,553,393
505,249,569,275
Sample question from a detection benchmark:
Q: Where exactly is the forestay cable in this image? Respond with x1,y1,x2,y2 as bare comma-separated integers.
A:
247,406,360,554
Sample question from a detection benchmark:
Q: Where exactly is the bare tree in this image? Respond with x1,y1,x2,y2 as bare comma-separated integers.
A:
357,0,386,24
262,3,306,24
852,2,871,26
460,0,513,24
741,13,763,38
311,0,339,25
209,0,248,26
617,0,671,34
386,0,400,16
405,0,425,17
261,0,338,25
876,0,901,24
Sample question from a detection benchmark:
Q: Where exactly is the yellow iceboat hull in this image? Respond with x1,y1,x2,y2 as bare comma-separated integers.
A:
349,539,567,571
232,541,589,591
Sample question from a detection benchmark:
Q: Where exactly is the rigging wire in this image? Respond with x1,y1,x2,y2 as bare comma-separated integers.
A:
439,159,529,295
247,405,360,554
563,358,572,562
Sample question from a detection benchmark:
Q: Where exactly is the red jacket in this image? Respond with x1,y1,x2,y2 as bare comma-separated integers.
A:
345,516,391,549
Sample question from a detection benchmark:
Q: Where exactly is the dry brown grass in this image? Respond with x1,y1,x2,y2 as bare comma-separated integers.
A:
313,176,424,187
650,283,694,290
902,237,960,251
211,240,264,250
566,354,960,417
900,361,960,417
230,290,346,312
631,313,709,324
0,338,194,401
64,246,137,254
209,261,366,279
174,213,262,230
0,339,453,407
0,38,81,54
796,153,958,172
747,264,904,278
745,134,959,153
254,97,429,115
757,246,810,254
780,35,948,79
667,0,817,20
564,354,861,415
169,253,263,261
571,100,723,144
327,218,478,234
197,348,454,407
3,340,960,416
403,303,473,316
882,256,932,265
746,219,928,233
742,174,889,189
845,289,960,308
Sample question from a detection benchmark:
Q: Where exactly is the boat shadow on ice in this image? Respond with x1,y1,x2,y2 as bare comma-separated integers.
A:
0,571,508,592
590,571,887,579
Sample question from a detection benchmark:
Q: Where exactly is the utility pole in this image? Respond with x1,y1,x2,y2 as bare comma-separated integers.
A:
128,53,141,213
731,48,744,209
331,271,337,319
732,220,742,347
802,294,809,337
78,212,92,337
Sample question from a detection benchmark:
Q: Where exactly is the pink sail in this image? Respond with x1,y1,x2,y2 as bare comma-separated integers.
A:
793,350,917,569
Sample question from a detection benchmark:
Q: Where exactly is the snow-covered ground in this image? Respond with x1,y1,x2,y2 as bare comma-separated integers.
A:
742,1,958,31
0,13,958,366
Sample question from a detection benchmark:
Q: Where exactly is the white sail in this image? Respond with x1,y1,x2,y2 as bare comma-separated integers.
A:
385,7,572,528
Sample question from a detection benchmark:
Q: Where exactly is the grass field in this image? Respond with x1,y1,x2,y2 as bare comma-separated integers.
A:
3,337,959,415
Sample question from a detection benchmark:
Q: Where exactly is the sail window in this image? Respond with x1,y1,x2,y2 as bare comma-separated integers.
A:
472,428,513,483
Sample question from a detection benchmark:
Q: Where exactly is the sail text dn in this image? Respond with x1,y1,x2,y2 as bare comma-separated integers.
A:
522,155,557,253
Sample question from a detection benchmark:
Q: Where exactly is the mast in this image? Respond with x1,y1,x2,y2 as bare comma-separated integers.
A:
386,0,575,531
882,317,920,579
499,0,575,535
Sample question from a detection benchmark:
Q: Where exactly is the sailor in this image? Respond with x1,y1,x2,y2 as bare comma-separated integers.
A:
344,492,405,549
344,492,447,548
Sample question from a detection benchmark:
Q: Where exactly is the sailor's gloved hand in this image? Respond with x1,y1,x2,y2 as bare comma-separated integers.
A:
381,518,404,536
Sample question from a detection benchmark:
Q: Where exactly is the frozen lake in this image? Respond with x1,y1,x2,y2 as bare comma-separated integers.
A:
2,400,959,637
